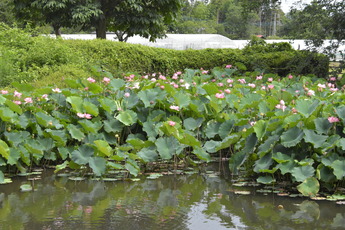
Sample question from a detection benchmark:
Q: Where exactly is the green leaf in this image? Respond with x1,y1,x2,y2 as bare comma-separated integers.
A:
297,177,320,197
218,120,235,139
0,107,18,123
204,120,221,138
291,165,315,182
94,140,113,157
281,127,304,147
257,175,276,184
66,96,83,113
178,132,201,148
0,140,10,160
155,136,181,160
229,151,248,175
71,145,94,165
54,161,69,173
137,147,158,163
98,98,117,113
8,148,20,165
45,129,67,146
242,133,258,153
67,124,85,141
142,120,158,139
35,112,62,129
104,119,123,133
253,120,267,140
257,134,280,155
138,89,158,108
0,95,6,105
83,101,99,116
216,134,240,151
78,120,103,133
330,160,345,180
335,105,345,121
254,152,273,173
272,152,291,164
295,99,319,118
314,118,332,134
183,117,203,131
115,110,138,126
12,82,34,92
203,140,221,153
89,157,106,176
125,160,139,176
109,78,125,91
173,92,190,108
303,129,328,148
193,146,211,162
5,131,30,147
5,100,22,114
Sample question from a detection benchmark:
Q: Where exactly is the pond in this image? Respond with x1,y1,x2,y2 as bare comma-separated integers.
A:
0,163,344,230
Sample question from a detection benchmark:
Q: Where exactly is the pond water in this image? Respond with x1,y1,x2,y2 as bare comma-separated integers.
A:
0,163,344,230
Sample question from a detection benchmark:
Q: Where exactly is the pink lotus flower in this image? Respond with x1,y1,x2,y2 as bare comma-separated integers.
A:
170,105,180,111
256,75,263,80
87,77,96,83
330,88,339,92
268,78,273,82
288,75,293,79
24,97,33,104
268,84,274,89
215,93,225,99
52,88,62,93
1,90,8,94
227,79,233,84
307,90,315,96
77,113,92,119
329,77,336,81
151,78,157,82
261,86,266,90
225,65,232,68
102,77,111,84
275,100,286,111
249,121,256,126
217,83,224,87
160,85,165,89
238,79,246,84
168,121,176,126
13,100,21,105
328,116,339,123
41,94,49,100
159,75,166,80
202,70,208,74
124,92,130,98
14,91,22,98
248,83,256,88
224,89,231,94
172,74,178,80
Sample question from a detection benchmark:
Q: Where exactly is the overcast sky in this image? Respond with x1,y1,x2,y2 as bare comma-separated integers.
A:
280,0,312,13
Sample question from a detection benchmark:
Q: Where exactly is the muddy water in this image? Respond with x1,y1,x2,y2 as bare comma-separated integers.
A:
0,164,344,230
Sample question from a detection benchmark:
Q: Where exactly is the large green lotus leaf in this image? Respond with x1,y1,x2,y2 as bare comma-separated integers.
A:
66,96,83,113
204,120,221,138
54,161,69,173
4,131,30,147
229,151,248,175
12,82,34,92
178,132,201,148
79,119,103,133
67,124,85,141
216,134,240,151
303,129,328,148
87,83,103,94
18,146,30,166
335,105,345,121
24,139,45,155
107,161,124,170
98,98,117,113
0,107,18,123
125,160,139,176
83,101,99,116
317,164,336,183
89,157,106,176
173,91,191,108
155,136,181,160
321,135,340,150
225,94,239,109
57,147,71,160
0,140,9,160
94,140,113,157
35,112,63,129
314,117,332,134
321,152,339,166
7,148,20,165
193,146,211,162
283,114,302,128
218,119,235,139
330,160,345,180
254,152,273,173
71,145,94,165
239,94,262,110
277,160,295,175
272,152,291,164
183,117,203,131
202,83,219,96
337,138,345,151
103,119,123,133
297,177,320,197
257,175,276,184
138,89,158,108
291,165,315,182
142,120,158,140
109,78,125,91
127,139,153,149
281,127,304,147
137,147,158,163
17,113,30,129
257,134,280,155
5,100,22,114
242,133,258,154
253,120,267,140
203,140,221,153
147,109,165,122
115,110,138,126
45,129,67,146
295,99,319,118
0,95,6,105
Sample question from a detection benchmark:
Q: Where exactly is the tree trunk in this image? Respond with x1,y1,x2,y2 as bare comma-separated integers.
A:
96,16,107,39
53,24,61,37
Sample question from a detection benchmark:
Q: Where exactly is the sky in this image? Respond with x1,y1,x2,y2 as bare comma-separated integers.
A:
280,0,312,13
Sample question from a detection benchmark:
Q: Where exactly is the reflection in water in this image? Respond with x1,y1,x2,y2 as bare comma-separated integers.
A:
0,164,344,230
